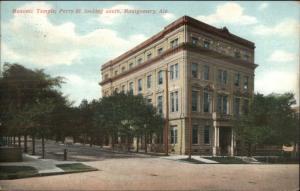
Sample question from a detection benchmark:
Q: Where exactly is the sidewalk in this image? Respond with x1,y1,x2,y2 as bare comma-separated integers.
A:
160,154,219,163
0,154,79,174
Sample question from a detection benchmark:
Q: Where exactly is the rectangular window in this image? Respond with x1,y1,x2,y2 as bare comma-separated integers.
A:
104,74,109,80
192,126,198,144
222,96,228,114
158,70,163,85
243,76,249,91
192,37,198,45
122,85,125,92
129,63,133,69
217,95,228,114
147,75,152,89
192,91,198,112
243,99,249,115
129,82,134,94
204,41,210,48
203,65,209,80
175,64,179,79
170,38,178,48
137,58,143,64
203,92,210,113
244,54,250,61
191,63,198,78
235,51,241,58
147,98,152,104
234,97,240,116
175,91,178,112
204,126,210,144
147,53,152,60
234,73,240,86
170,65,174,80
223,71,227,84
218,69,227,84
171,92,174,112
138,79,142,92
114,70,118,76
157,96,163,114
170,127,178,144
170,63,179,80
170,91,179,112
157,48,163,55
217,95,222,113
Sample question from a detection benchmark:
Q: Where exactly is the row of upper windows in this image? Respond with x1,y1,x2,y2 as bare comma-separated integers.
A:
191,63,250,90
105,66,249,97
103,88,248,117
103,32,253,80
151,91,248,116
191,91,249,115
108,63,179,94
103,37,181,80
189,35,252,62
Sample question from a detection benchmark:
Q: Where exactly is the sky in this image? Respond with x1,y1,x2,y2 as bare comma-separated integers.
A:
1,1,299,105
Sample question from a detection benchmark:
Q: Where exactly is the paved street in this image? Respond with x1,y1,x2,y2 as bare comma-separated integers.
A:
0,141,299,191
22,139,148,161
1,157,299,191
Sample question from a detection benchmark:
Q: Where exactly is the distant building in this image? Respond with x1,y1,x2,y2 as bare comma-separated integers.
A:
100,16,257,156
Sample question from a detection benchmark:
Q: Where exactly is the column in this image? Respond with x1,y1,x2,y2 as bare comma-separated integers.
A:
212,121,219,156
108,136,112,147
230,128,234,156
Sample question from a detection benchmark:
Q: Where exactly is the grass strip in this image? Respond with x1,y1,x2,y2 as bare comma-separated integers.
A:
203,157,248,164
0,166,38,180
178,158,206,164
56,163,98,173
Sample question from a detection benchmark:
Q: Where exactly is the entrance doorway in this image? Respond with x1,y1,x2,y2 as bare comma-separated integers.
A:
219,127,232,156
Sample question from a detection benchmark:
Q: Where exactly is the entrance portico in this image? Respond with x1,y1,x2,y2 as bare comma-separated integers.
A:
212,113,234,156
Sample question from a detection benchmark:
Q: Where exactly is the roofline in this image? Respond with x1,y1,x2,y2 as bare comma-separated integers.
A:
101,15,255,71
99,42,258,86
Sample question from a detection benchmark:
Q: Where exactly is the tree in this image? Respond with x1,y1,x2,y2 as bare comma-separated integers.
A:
0,63,64,157
92,92,164,152
234,93,299,156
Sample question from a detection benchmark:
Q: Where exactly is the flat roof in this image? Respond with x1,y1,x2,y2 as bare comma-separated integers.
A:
101,15,255,71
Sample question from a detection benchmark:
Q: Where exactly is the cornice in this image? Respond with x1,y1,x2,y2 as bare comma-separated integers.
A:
101,15,255,71
99,42,258,86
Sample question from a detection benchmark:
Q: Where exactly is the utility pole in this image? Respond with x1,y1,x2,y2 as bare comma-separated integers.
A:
165,69,169,156
188,69,192,159
0,62,2,77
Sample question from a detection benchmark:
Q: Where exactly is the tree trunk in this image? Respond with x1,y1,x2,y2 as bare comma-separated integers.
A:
42,135,45,159
247,143,252,157
136,136,139,153
32,134,36,155
144,133,147,153
292,142,298,158
112,135,115,151
18,135,21,147
24,134,28,153
126,134,130,152
90,136,93,147
100,135,103,148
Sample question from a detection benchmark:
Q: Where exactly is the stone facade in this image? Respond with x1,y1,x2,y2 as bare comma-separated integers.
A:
100,16,257,156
